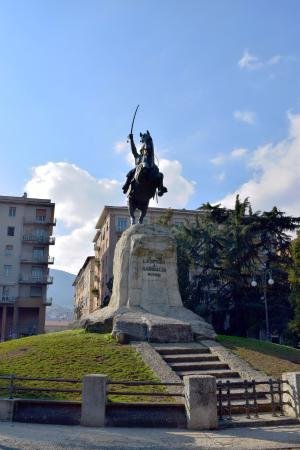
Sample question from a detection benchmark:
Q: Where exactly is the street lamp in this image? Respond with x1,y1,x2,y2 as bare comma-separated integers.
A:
251,268,274,341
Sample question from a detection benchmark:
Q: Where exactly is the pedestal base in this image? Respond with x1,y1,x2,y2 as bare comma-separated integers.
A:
82,224,216,343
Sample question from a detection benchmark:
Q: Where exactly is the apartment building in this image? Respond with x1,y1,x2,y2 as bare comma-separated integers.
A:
92,205,199,309
0,194,55,341
73,256,95,321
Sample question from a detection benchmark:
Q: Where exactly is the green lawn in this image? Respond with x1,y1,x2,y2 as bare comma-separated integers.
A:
0,329,167,402
217,335,300,378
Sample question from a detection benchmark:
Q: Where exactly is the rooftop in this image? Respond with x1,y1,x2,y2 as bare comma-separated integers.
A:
0,194,54,206
95,205,200,230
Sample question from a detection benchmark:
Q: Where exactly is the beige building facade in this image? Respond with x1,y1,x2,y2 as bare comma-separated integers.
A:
0,194,55,341
92,206,199,308
73,256,95,321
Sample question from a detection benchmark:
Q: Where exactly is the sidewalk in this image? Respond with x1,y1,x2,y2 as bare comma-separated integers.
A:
0,422,299,449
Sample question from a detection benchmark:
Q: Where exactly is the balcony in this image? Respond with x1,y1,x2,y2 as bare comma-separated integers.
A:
23,235,55,245
21,256,55,265
19,275,54,285
23,217,56,226
0,296,16,304
43,297,53,306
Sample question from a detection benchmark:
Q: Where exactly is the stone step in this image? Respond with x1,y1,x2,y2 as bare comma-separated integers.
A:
154,346,211,355
219,414,299,428
164,354,219,363
170,361,230,371
176,369,241,378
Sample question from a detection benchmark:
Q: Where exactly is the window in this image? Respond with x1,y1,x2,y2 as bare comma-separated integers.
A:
35,228,47,242
30,286,42,297
33,247,44,261
36,208,47,222
9,207,16,217
116,217,128,232
32,267,43,280
5,245,13,256
2,286,9,300
4,265,12,276
7,226,15,236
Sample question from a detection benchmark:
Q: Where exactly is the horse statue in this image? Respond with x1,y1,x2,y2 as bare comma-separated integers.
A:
122,131,167,224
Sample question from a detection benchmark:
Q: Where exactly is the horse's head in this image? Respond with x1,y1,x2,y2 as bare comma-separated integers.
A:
140,130,153,150
139,130,154,172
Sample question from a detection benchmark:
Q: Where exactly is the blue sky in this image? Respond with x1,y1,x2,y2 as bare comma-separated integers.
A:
1,0,300,272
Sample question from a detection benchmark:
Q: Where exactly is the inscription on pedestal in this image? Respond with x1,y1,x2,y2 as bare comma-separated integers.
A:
142,257,167,280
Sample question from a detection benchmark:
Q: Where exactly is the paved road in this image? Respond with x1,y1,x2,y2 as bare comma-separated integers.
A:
0,422,299,449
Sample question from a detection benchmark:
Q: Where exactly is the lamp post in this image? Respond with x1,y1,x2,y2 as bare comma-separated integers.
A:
251,267,274,341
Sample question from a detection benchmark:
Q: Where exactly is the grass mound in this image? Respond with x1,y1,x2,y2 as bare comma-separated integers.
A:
217,335,300,378
0,329,166,401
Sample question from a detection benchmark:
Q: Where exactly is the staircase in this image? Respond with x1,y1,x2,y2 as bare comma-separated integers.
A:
153,344,280,416
154,344,240,380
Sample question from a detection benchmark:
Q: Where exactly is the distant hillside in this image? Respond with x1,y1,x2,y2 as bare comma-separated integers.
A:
46,269,76,320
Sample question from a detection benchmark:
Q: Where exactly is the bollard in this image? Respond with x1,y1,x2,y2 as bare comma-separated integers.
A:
282,372,300,418
0,399,14,422
81,374,107,427
183,375,218,430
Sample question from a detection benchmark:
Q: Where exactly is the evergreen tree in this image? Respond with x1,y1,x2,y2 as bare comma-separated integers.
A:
289,232,300,337
175,196,300,338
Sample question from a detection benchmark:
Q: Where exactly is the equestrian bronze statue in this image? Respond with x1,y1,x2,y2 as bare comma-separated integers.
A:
122,129,168,225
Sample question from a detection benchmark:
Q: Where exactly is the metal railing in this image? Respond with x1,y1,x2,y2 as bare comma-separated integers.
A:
1,296,16,304
0,376,183,404
217,379,287,420
23,217,56,226
107,380,184,403
0,375,81,400
23,235,55,245
20,256,55,264
19,275,53,284
43,297,53,306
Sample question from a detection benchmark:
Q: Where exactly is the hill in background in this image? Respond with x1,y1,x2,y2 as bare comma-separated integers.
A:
46,269,76,321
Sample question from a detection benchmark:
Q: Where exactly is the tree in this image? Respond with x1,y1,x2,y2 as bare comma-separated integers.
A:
289,232,300,337
175,196,300,338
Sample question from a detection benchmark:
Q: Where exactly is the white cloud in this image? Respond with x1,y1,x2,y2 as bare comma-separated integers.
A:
234,110,256,125
25,159,195,273
114,140,128,154
230,148,248,158
217,113,300,217
25,162,124,273
267,55,281,66
238,50,263,70
210,148,248,166
238,50,281,71
25,162,122,228
210,155,226,165
150,159,195,208
216,172,226,182
54,221,96,274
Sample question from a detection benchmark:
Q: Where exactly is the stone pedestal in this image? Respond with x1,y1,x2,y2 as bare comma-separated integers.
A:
83,224,215,342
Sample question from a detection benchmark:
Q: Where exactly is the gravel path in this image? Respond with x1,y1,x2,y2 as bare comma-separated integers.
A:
0,422,299,449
